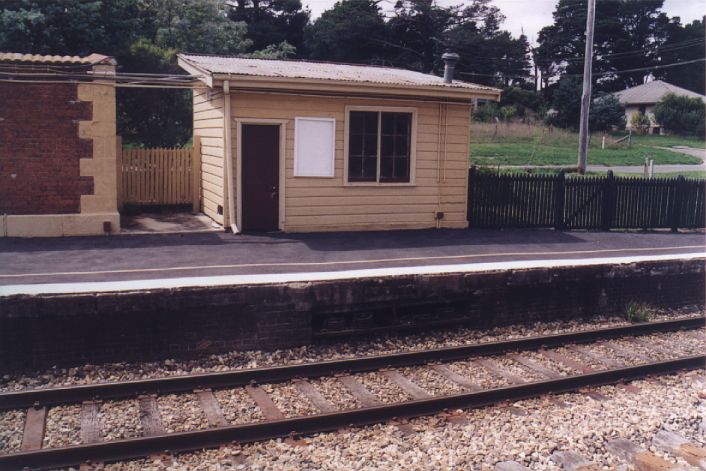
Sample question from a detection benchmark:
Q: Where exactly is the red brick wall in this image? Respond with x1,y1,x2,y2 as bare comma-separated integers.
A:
0,82,94,214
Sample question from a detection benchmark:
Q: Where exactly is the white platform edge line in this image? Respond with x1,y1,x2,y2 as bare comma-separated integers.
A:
1,252,704,297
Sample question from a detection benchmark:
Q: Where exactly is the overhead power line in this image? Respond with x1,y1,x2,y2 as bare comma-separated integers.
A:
459,57,706,81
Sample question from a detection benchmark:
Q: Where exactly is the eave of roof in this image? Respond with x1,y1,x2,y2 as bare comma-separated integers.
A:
0,52,116,66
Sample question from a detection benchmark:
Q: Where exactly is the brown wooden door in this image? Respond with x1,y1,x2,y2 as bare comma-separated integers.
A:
241,124,280,232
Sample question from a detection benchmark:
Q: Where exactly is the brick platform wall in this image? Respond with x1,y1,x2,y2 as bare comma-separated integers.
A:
0,259,703,372
0,82,93,214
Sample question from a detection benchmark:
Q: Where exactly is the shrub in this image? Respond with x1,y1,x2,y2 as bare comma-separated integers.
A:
630,112,652,135
589,94,626,131
653,93,705,137
500,87,545,117
473,102,501,122
500,105,517,121
624,302,653,323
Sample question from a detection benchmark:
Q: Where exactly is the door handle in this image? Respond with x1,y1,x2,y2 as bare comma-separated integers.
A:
271,186,277,199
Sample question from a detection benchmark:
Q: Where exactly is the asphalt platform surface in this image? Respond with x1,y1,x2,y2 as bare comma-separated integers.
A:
0,229,703,287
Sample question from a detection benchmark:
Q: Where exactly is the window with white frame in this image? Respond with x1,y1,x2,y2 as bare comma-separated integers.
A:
346,108,415,183
294,117,336,177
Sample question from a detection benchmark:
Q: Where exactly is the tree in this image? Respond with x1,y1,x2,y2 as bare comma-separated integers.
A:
500,87,545,119
151,0,253,54
115,0,253,147
546,77,583,129
658,16,705,94
382,0,530,87
448,27,532,87
536,0,670,92
304,0,389,64
116,40,193,148
588,94,625,131
0,0,144,57
227,0,309,53
653,93,705,137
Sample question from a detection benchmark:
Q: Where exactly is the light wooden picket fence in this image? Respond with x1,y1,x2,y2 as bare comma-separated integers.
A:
119,136,201,210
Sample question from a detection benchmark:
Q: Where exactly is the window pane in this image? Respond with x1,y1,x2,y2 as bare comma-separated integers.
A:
349,154,362,177
381,113,394,134
364,134,377,156
348,111,378,181
350,112,365,134
395,136,408,156
349,134,362,156
395,156,408,179
380,112,411,182
364,112,378,133
380,156,393,178
363,156,377,179
395,113,411,134
381,135,393,156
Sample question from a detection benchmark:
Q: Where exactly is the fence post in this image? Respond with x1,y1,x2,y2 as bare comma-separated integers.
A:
602,170,615,230
670,175,685,232
192,135,202,213
554,170,565,230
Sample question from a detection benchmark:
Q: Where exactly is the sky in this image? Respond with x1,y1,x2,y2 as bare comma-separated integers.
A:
304,0,706,45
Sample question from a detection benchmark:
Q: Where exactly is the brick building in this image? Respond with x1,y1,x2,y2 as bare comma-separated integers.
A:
0,53,120,237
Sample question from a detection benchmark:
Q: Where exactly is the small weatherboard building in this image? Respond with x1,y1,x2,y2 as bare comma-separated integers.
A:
178,54,500,233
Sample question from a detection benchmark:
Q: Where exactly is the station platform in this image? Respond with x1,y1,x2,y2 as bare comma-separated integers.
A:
0,229,703,372
0,229,704,295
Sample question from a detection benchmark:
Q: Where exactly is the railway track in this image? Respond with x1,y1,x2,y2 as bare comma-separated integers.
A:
0,316,703,469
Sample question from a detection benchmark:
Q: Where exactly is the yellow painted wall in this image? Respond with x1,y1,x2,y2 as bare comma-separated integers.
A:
193,88,225,225
229,92,470,232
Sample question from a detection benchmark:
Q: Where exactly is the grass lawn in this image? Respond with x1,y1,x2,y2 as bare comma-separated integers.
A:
470,123,704,166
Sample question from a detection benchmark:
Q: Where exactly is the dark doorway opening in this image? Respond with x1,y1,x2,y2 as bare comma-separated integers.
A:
241,124,280,232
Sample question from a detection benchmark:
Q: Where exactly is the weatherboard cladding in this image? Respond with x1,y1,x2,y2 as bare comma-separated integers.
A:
612,79,706,105
179,54,497,92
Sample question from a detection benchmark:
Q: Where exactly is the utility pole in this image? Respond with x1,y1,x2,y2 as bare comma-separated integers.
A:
577,0,596,174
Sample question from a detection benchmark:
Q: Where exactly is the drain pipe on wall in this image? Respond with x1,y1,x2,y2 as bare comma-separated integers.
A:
223,79,238,233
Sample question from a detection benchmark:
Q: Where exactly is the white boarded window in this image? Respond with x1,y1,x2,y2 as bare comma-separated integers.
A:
294,117,336,177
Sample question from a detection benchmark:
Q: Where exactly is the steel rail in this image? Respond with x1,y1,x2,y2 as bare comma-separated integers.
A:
0,316,702,410
0,355,702,470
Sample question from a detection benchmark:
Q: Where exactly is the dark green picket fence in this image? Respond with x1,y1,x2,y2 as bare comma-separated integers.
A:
467,167,705,230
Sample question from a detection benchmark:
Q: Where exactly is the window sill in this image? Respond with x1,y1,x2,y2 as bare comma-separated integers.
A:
344,181,416,188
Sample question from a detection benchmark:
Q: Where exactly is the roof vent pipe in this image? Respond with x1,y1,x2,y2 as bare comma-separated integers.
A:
441,52,460,84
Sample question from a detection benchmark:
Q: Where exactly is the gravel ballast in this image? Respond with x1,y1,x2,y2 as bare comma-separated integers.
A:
1,307,700,393
355,371,411,404
168,370,704,470
215,388,265,425
0,409,24,454
0,306,701,469
308,377,361,410
157,393,210,433
99,399,143,441
261,383,318,418
43,405,82,448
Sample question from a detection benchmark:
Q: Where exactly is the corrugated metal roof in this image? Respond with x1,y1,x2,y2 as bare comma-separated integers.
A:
0,52,115,65
611,80,706,104
178,54,498,92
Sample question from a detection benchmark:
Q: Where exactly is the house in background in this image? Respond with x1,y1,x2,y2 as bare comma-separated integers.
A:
611,79,706,135
0,53,120,237
178,54,500,233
